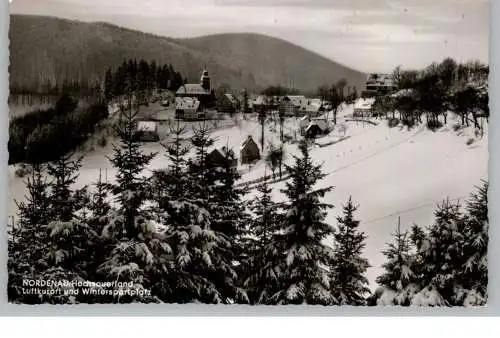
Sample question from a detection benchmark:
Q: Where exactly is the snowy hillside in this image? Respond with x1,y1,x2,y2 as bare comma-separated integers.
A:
7,106,488,289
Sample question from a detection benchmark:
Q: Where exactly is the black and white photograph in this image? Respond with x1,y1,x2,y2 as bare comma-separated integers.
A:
6,0,489,306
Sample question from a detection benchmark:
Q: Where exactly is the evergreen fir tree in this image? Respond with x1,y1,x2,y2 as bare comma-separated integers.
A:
82,170,112,278
149,121,225,303
455,181,488,306
408,199,464,306
47,153,83,222
242,89,250,114
330,197,371,305
181,122,248,303
243,179,283,304
9,162,99,304
97,97,166,303
207,146,250,303
264,139,335,305
104,68,113,102
373,217,417,306
8,163,53,302
107,103,156,238
154,118,191,209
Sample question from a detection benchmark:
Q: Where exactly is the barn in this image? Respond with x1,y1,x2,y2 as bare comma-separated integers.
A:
135,120,159,142
240,136,260,164
305,120,329,138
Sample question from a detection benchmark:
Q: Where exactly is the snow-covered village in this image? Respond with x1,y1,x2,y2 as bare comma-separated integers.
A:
7,0,489,307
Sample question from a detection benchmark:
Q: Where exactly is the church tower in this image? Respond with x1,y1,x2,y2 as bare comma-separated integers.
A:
200,69,211,91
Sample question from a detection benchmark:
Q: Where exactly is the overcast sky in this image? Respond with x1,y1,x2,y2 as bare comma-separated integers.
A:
11,0,489,73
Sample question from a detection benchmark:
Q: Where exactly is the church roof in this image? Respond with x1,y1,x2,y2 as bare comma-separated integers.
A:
176,84,211,95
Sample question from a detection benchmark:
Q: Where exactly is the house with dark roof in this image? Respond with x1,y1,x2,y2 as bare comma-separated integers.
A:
207,147,238,172
176,69,216,108
305,120,329,138
240,136,260,164
217,93,237,114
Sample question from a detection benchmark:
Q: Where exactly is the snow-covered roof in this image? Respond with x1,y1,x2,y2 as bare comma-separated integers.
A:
391,88,416,98
306,120,328,132
284,95,308,108
299,116,311,128
354,98,375,110
252,95,267,105
305,102,322,112
176,84,211,95
309,98,322,106
175,97,200,110
136,121,157,132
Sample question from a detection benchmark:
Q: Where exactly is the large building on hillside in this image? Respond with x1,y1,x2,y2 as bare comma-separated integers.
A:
176,69,216,109
361,73,397,98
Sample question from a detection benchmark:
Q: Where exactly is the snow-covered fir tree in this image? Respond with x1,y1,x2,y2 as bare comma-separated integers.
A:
373,182,488,307
330,197,371,305
9,159,100,304
42,153,99,281
107,105,157,237
184,123,248,303
97,102,165,303
8,163,53,303
47,152,83,222
150,121,237,303
149,121,217,302
454,181,488,306
153,118,191,209
77,170,113,284
371,217,417,306
411,199,465,306
243,179,284,304
260,138,335,305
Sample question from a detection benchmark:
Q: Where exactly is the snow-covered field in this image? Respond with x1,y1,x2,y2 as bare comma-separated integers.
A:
7,104,488,289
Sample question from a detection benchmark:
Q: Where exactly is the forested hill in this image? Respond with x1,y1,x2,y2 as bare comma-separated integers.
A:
9,14,366,94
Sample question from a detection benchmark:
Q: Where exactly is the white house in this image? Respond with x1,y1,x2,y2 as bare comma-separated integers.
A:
135,120,159,142
353,98,375,117
175,97,202,120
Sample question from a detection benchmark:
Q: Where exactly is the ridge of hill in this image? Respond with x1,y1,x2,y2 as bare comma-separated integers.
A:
9,14,367,93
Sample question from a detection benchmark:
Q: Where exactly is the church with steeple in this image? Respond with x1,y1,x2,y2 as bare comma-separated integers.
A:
175,68,216,109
